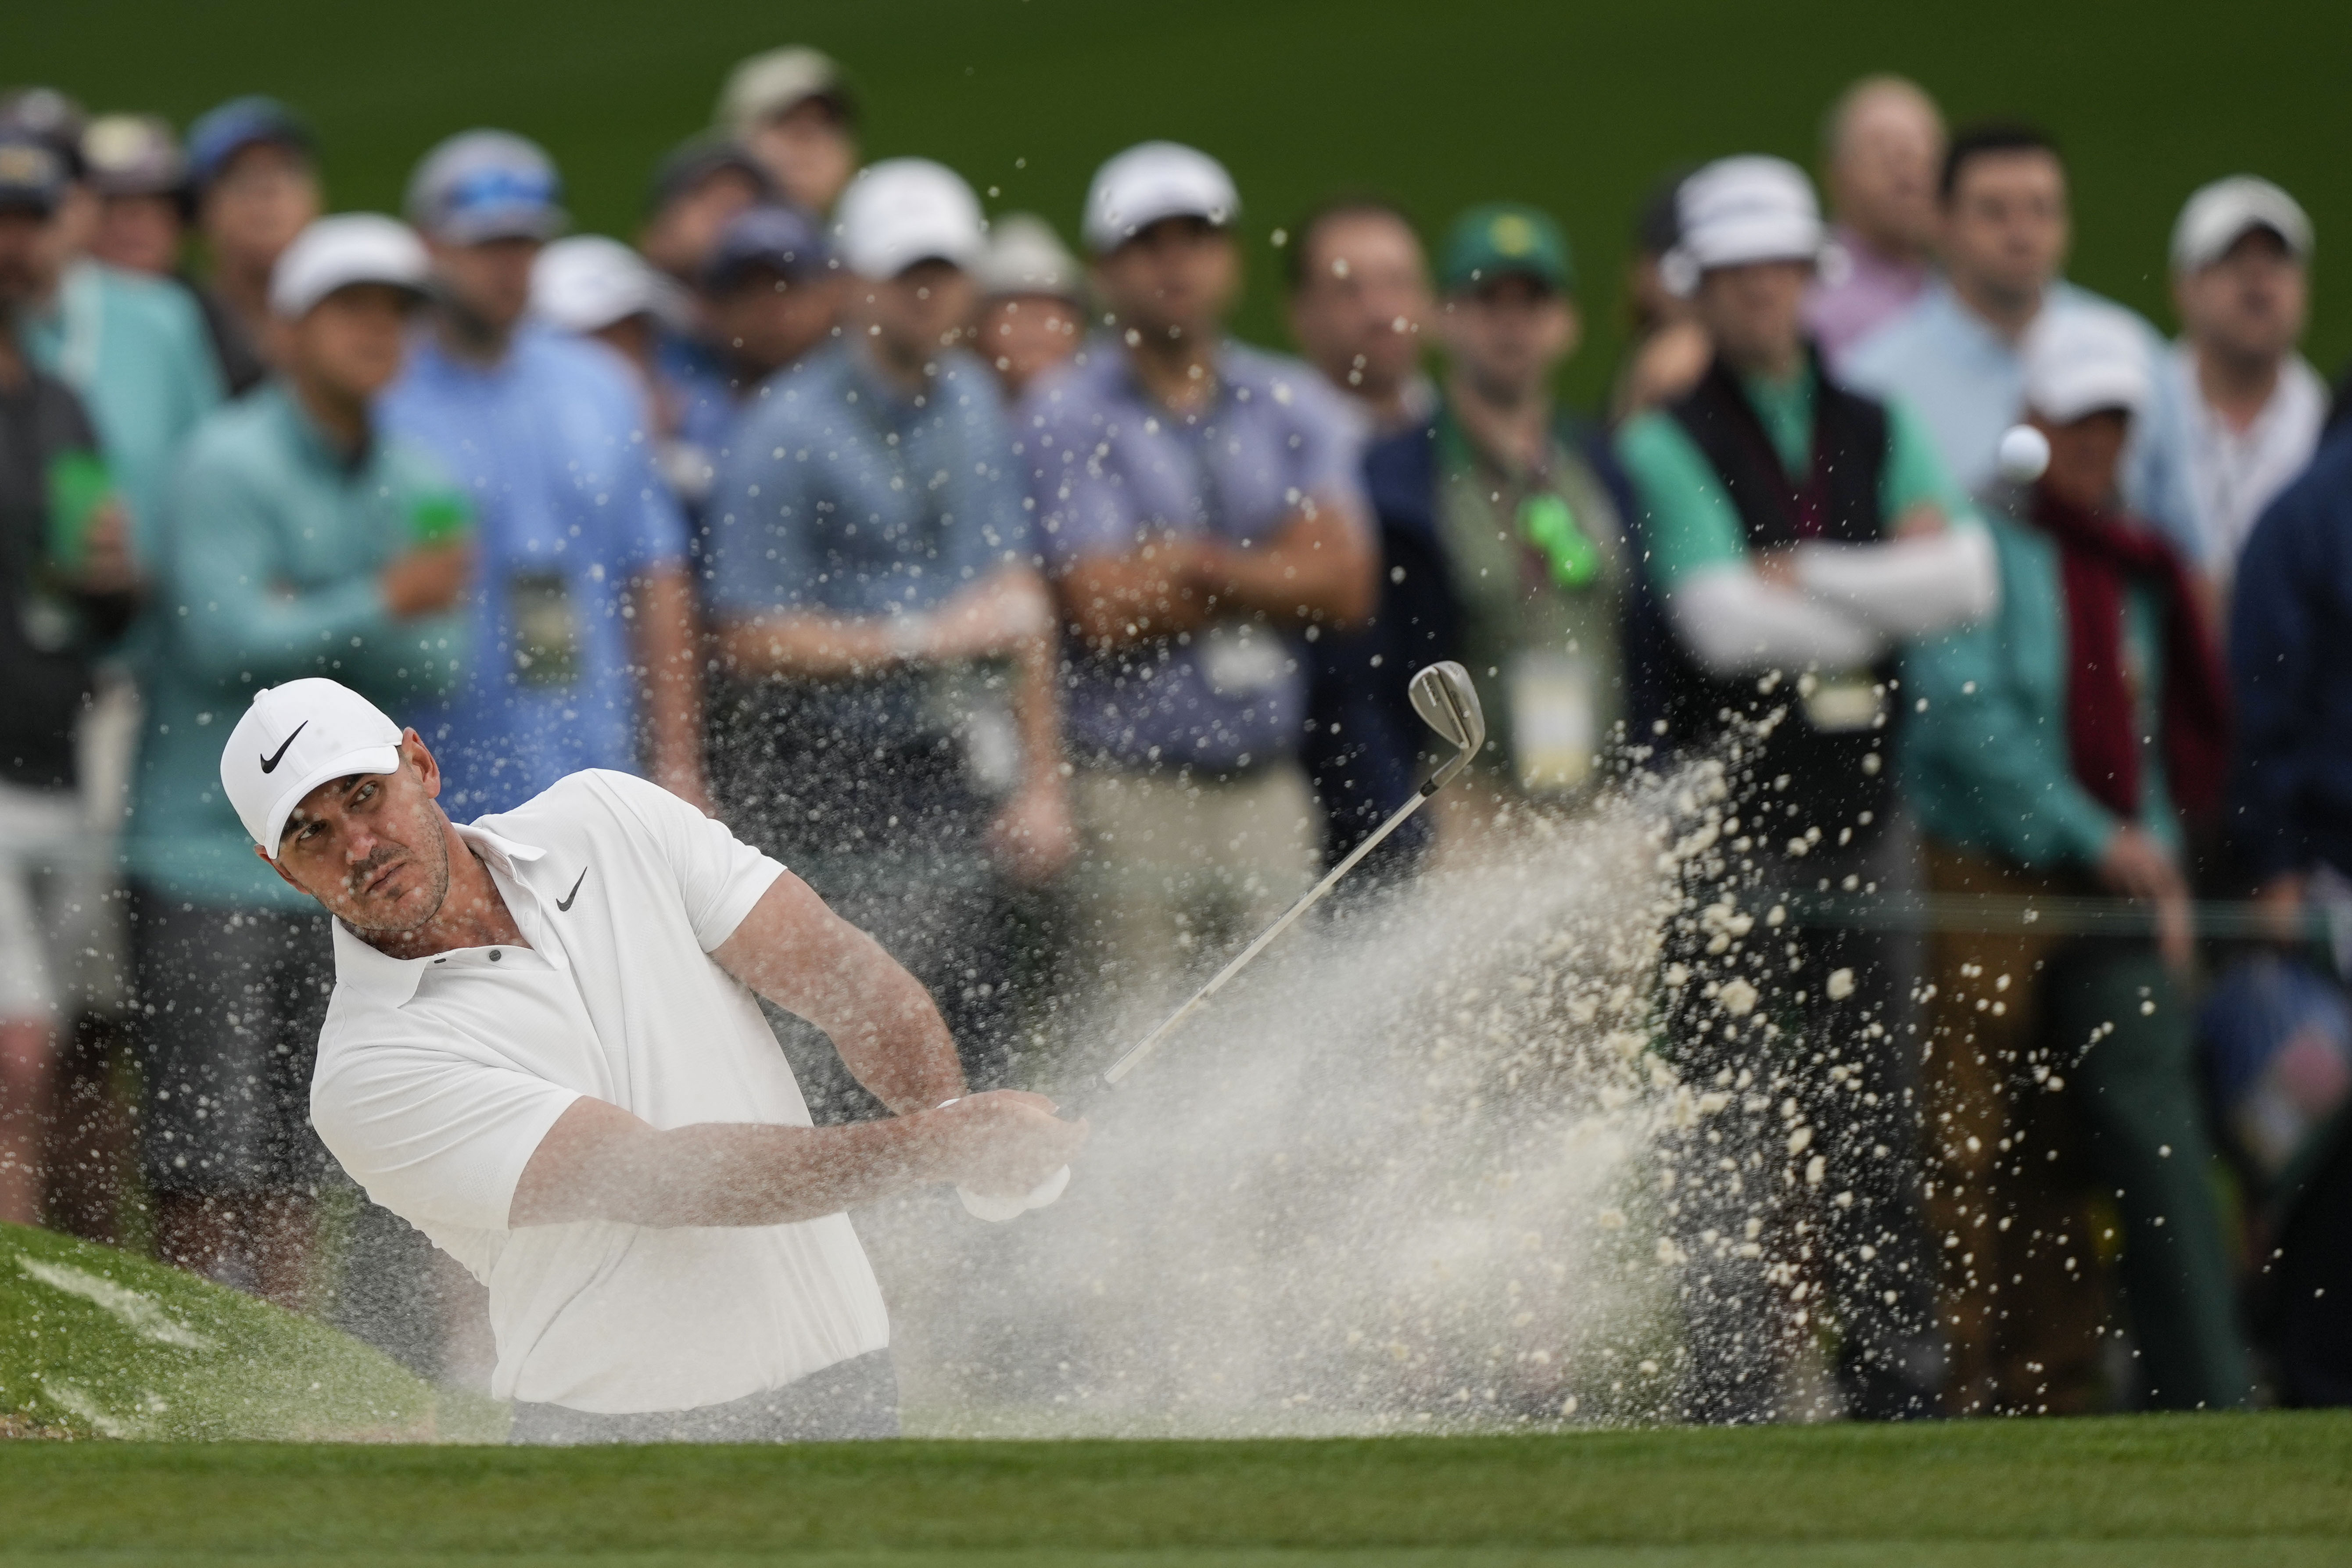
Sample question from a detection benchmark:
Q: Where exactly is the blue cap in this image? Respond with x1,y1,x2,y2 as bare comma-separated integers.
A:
701,202,832,292
186,96,313,193
405,129,566,245
0,132,68,215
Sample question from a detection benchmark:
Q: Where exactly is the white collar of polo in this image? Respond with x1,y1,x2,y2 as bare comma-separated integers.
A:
330,821,551,1006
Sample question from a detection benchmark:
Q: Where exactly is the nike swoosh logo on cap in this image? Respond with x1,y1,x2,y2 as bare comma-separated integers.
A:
259,721,308,774
557,868,588,912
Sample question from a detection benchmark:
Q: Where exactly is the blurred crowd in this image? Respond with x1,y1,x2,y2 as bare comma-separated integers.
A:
1,50,2348,1421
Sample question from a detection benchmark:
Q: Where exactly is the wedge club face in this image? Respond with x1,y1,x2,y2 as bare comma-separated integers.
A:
1410,660,1486,786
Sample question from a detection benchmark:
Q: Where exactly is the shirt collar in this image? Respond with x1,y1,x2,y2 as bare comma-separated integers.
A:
328,820,547,1007
1108,333,1237,421
267,380,376,475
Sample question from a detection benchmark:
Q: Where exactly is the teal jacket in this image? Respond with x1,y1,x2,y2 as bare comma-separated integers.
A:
128,383,468,908
21,260,223,555
1901,492,2177,870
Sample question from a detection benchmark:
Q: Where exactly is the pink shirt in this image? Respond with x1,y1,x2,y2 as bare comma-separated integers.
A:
1805,225,1933,370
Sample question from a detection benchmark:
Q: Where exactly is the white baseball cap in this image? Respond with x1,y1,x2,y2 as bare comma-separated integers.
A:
221,679,405,860
2171,175,2313,274
2022,305,2153,424
531,234,685,334
833,157,984,280
269,214,430,320
1662,155,1824,297
1083,141,1238,255
975,212,1082,301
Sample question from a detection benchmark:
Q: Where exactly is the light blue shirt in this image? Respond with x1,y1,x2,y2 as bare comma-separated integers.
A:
20,260,224,555
381,325,688,816
128,383,466,907
1017,340,1367,772
1843,280,2197,562
704,341,1033,752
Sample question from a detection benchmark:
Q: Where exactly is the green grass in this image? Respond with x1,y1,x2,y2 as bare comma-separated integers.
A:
14,0,2352,410
0,1222,497,1442
0,1413,2347,1564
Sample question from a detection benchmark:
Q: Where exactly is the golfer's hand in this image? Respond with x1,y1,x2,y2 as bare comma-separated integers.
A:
938,1090,1086,1200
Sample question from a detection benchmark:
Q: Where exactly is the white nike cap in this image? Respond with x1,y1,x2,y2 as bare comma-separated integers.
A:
833,158,984,280
221,678,405,860
1083,141,1237,255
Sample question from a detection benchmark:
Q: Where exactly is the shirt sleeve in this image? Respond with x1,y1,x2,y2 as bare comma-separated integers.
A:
704,401,821,619
1900,534,2119,870
311,1030,580,1237
1877,394,1972,521
949,364,1035,580
1019,381,1143,570
1614,410,1753,592
161,440,399,684
591,770,785,950
1277,370,1370,529
607,376,690,577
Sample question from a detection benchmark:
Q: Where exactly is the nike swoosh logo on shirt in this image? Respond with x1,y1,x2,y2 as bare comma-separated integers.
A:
556,868,588,912
258,721,307,774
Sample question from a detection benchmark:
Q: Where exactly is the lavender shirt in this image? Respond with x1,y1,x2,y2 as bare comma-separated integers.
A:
1804,225,1934,372
1016,339,1367,772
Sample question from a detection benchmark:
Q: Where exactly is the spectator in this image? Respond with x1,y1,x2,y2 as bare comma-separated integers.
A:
1,107,222,554
637,144,790,516
123,215,467,1302
382,131,709,817
1806,75,1945,368
972,212,1083,403
80,115,187,278
1022,142,1376,1018
1843,123,2189,555
698,204,842,407
183,97,321,399
714,47,859,216
1615,155,1994,1422
637,136,773,286
531,233,685,385
704,159,1069,1108
1906,308,2249,1413
1284,196,1434,439
2156,177,2323,586
0,138,142,1225
1334,203,1644,866
1610,167,1709,423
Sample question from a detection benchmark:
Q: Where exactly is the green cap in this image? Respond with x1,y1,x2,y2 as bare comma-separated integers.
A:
1439,203,1574,295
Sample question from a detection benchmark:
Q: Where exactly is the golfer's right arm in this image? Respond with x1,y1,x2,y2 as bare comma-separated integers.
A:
508,1092,1080,1228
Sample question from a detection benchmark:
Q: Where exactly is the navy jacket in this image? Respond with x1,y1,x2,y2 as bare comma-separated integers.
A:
2230,433,2352,882
1305,409,1658,870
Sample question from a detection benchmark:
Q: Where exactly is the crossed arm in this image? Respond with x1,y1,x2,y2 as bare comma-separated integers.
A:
507,869,1084,1228
1057,494,1377,649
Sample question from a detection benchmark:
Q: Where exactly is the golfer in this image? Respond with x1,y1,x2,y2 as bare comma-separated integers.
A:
219,677,1086,1443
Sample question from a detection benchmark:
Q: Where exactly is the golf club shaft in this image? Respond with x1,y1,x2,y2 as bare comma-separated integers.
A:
1092,772,1445,1095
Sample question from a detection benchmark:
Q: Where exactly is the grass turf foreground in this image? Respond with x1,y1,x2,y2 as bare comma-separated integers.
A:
0,1221,493,1442
0,1414,2345,1566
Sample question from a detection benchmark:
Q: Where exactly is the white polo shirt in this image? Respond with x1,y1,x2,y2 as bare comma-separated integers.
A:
309,769,889,1414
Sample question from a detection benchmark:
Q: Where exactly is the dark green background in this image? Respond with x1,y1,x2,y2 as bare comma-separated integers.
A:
18,0,2351,408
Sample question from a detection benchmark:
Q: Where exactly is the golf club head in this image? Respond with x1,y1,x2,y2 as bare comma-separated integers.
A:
1410,660,1486,763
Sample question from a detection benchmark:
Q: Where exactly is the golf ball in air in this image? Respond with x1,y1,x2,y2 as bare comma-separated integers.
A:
1996,423,2051,484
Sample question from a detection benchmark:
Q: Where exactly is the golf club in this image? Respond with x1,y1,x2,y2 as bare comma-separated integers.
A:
959,661,1488,1221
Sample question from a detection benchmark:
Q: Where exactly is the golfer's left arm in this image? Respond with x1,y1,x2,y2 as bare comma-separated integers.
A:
712,869,967,1114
